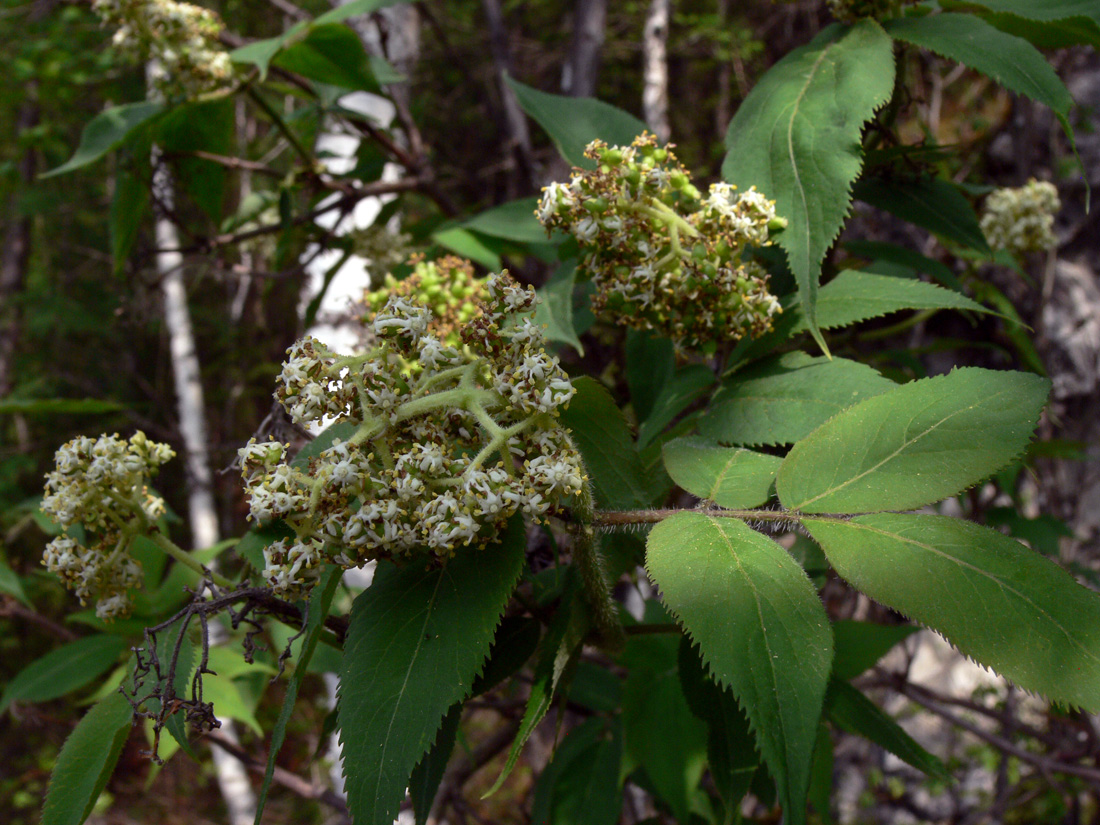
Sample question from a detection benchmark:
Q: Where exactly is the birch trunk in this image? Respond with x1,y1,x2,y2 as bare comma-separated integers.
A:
148,61,257,825
642,0,671,143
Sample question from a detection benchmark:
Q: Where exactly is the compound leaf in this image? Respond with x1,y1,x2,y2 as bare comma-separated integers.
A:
805,513,1100,711
777,368,1049,513
338,517,525,825
647,513,832,825
723,20,896,351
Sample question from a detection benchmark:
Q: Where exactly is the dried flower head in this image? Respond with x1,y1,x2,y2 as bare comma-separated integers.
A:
41,432,175,619
980,179,1061,255
94,0,233,98
537,134,782,350
243,271,585,598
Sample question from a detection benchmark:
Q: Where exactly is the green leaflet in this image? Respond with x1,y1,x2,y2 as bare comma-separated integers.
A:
884,14,1077,158
1,635,128,715
560,377,649,510
254,566,341,825
805,513,1100,711
825,679,948,779
431,227,502,271
338,518,525,825
42,101,165,178
854,177,990,254
788,269,989,333
777,367,1049,514
699,352,896,447
661,436,781,509
646,513,833,825
505,76,647,169
722,20,896,352
42,692,132,825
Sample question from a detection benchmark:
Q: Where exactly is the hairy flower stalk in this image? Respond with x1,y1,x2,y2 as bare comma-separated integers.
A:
242,271,586,598
980,179,1061,255
94,0,233,98
537,134,783,350
41,432,176,619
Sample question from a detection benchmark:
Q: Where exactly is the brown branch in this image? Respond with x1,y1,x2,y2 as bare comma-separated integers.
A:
0,596,79,641
204,729,349,814
898,683,1100,787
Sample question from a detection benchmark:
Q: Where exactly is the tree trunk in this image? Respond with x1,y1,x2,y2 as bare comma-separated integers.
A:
642,0,671,143
562,0,607,98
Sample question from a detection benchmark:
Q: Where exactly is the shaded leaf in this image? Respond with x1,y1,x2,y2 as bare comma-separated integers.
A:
506,75,647,169
636,364,715,449
777,368,1049,513
831,620,919,681
0,559,30,607
843,239,963,291
825,679,948,779
885,13,1076,154
274,24,379,92
662,436,781,509
560,377,648,509
410,703,462,825
43,101,164,178
255,567,341,825
854,176,990,254
699,352,896,447
339,518,526,825
943,0,1100,50
534,263,584,355
789,269,989,333
625,330,676,424
723,21,896,351
805,513,1100,711
42,692,132,825
647,513,832,825
1,635,128,715
531,717,623,825
462,197,546,244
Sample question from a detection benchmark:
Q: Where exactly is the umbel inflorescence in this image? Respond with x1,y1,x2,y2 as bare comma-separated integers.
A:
980,179,1061,255
537,135,783,350
240,271,585,598
41,433,175,619
94,0,233,98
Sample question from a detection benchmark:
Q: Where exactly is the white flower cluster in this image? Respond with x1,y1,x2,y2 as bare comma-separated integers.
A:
537,134,782,350
41,432,175,619
241,271,585,598
94,0,233,98
980,179,1061,255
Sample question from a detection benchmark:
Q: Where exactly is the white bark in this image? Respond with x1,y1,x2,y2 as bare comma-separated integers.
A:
149,61,257,825
642,0,671,143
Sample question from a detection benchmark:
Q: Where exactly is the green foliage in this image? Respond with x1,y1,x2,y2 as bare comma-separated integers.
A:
338,517,526,825
723,20,896,351
699,352,897,447
806,514,1100,711
19,3,1100,824
777,368,1050,513
647,513,833,825
0,635,128,715
41,692,132,825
